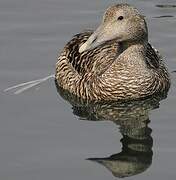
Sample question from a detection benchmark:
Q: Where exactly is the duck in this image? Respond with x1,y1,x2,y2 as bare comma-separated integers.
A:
55,3,170,101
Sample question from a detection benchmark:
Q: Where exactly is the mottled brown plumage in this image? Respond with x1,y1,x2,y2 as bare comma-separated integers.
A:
56,4,170,101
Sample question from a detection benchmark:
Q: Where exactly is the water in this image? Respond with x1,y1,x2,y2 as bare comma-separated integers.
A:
0,0,176,179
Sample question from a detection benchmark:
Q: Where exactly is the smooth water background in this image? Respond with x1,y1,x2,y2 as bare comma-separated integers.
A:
0,0,176,179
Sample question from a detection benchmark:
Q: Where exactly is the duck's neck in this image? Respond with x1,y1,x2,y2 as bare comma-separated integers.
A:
119,38,148,52
117,39,149,71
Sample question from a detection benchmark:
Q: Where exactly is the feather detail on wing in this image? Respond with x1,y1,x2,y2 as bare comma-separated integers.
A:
146,43,161,69
57,31,120,76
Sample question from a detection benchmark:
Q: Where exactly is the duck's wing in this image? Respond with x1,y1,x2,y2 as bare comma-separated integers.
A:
57,31,120,76
58,31,94,76
146,43,161,69
66,31,94,75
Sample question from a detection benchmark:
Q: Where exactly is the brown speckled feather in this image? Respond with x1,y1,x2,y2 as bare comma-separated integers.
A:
60,31,122,76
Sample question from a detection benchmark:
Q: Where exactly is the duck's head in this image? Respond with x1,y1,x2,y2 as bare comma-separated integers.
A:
79,4,148,53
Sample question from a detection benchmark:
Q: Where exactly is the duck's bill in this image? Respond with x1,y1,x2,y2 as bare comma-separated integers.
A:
79,24,109,53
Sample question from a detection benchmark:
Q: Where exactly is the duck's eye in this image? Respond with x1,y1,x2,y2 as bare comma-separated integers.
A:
117,16,124,20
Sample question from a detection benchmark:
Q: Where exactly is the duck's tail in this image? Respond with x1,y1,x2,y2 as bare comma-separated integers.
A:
3,74,55,94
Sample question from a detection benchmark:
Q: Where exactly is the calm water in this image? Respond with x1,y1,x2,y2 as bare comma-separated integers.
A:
1,0,176,179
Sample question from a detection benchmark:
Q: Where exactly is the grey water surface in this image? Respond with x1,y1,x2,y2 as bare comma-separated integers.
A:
0,0,176,179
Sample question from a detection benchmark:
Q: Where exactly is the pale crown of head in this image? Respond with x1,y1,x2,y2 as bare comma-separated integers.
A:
79,4,148,53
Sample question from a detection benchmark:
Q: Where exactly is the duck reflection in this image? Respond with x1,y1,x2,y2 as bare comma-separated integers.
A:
56,83,168,178
89,120,152,178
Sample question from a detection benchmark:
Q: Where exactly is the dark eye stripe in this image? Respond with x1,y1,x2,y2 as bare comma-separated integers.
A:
117,16,124,20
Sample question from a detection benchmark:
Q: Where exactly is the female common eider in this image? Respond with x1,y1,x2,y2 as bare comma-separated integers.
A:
56,4,170,101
